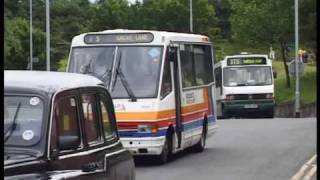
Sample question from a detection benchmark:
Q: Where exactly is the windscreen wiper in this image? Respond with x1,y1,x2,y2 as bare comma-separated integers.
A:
4,103,21,143
98,51,116,89
112,52,137,102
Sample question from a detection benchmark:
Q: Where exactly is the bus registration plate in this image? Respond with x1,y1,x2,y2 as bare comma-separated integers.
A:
244,104,258,109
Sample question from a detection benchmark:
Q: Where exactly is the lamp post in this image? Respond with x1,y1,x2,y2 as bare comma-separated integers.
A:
29,0,33,70
46,0,50,71
189,0,193,33
294,0,300,118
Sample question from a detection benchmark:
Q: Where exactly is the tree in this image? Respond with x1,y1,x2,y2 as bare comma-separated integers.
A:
229,0,295,88
299,0,316,55
91,0,130,31
51,0,94,70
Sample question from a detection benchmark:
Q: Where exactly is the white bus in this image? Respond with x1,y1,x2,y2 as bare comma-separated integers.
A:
67,29,218,163
214,53,275,118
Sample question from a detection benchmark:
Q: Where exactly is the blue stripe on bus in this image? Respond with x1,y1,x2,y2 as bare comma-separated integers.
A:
119,128,167,137
119,115,216,138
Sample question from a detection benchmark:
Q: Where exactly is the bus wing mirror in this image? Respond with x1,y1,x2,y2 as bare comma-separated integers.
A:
168,47,177,62
273,70,277,79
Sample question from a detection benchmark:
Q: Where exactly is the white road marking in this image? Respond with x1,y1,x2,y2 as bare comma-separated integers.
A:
291,154,317,180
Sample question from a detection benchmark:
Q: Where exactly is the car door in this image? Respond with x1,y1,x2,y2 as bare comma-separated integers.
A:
95,87,135,180
48,88,116,179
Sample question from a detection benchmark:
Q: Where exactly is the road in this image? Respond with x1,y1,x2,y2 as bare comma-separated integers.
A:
134,118,316,180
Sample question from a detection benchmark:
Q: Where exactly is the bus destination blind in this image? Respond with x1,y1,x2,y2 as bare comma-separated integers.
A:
227,58,266,66
84,33,154,44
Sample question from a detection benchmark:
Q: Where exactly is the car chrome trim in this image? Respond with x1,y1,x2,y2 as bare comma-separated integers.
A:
59,140,121,159
104,149,128,171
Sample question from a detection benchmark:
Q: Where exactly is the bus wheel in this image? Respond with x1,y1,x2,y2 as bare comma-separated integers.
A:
193,123,207,153
157,135,172,164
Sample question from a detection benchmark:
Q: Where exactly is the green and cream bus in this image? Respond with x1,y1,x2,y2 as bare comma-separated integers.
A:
213,53,275,118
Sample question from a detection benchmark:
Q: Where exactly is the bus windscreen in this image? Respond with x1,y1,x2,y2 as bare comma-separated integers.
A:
223,66,272,87
69,46,163,98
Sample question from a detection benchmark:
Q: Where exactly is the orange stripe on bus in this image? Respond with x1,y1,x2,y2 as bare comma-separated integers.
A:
116,102,209,120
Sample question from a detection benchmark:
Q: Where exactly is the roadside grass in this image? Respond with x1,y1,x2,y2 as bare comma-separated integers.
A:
273,60,316,105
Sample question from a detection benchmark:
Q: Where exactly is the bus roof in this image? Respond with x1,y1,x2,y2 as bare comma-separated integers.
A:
71,29,211,47
225,54,269,59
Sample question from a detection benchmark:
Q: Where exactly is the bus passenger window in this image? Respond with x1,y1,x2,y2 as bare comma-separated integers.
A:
180,45,196,87
160,56,172,99
193,45,213,85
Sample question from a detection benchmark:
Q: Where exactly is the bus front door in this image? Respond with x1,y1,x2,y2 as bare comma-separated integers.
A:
169,46,182,149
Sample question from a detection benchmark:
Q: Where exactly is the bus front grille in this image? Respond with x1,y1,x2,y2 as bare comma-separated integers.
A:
233,94,267,100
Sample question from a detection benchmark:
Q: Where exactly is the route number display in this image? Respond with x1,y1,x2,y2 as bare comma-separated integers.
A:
227,58,267,66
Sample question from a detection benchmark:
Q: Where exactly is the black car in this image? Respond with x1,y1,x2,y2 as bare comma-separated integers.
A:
4,70,135,180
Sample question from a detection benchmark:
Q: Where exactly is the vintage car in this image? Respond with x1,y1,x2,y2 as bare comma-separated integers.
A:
4,71,135,180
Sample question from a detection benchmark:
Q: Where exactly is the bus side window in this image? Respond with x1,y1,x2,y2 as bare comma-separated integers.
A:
180,44,196,87
160,54,172,99
193,45,213,85
214,67,222,88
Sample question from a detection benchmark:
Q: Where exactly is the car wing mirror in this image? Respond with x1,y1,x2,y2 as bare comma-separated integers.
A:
168,46,177,62
59,135,80,151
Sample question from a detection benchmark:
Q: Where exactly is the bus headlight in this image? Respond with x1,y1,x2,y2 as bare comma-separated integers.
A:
266,93,274,99
137,124,159,134
225,95,235,100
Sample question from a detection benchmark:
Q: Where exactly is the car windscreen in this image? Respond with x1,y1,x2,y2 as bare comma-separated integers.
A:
223,66,272,87
4,95,44,148
69,46,163,98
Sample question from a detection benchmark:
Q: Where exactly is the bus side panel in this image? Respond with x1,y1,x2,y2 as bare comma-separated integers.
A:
180,87,216,148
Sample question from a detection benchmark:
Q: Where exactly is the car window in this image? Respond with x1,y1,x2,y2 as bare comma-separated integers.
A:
81,94,102,145
99,94,116,139
54,97,81,152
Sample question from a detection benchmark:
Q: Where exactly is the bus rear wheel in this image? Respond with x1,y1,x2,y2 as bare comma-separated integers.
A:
193,124,207,153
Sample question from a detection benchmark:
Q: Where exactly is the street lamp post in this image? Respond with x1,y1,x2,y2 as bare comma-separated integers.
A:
294,0,300,118
189,0,193,33
46,0,50,71
29,0,33,70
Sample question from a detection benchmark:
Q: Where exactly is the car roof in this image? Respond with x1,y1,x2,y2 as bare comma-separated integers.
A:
4,70,104,95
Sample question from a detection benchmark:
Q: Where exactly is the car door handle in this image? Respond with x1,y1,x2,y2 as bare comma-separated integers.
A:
81,162,98,172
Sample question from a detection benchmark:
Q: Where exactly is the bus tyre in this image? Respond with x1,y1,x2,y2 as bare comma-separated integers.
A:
157,135,172,164
193,124,207,153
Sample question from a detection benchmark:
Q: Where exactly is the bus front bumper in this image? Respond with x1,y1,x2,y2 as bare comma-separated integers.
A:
222,99,274,117
120,136,166,155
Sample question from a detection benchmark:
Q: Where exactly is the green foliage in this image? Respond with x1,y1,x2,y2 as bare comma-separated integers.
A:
273,61,316,105
4,17,29,69
57,58,68,72
92,0,130,30
4,0,316,73
229,0,294,45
